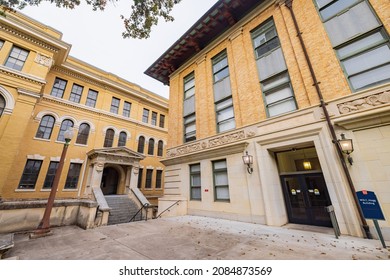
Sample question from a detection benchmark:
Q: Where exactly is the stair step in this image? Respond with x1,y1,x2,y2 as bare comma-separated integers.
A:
105,195,143,225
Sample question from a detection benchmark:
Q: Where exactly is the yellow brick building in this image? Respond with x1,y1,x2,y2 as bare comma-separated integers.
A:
0,9,168,233
146,0,390,239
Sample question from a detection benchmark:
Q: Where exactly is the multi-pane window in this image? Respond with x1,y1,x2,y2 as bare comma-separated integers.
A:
137,136,145,153
251,18,297,117
151,111,158,126
36,115,55,139
212,51,235,133
123,101,131,117
18,160,42,189
104,129,115,147
190,164,201,201
64,163,82,189
159,114,165,128
86,89,98,107
315,0,390,91
5,46,29,71
156,170,163,189
213,160,230,201
75,123,90,145
157,140,164,157
145,169,153,189
0,40,4,49
110,97,120,114
183,72,196,142
118,131,127,147
0,95,5,116
57,119,74,142
43,161,59,189
50,78,67,98
69,84,83,103
148,138,155,155
137,168,143,188
142,108,149,123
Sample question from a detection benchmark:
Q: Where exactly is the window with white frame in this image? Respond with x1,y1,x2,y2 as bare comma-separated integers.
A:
213,159,230,201
315,0,390,91
5,46,29,71
212,51,235,133
251,18,297,117
183,72,196,142
190,164,201,201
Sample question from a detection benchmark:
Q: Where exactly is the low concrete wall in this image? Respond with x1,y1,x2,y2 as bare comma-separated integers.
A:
0,199,98,234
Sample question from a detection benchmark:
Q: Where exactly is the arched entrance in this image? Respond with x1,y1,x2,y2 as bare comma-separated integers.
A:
101,167,119,195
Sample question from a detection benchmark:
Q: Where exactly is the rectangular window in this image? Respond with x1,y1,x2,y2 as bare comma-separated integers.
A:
142,108,149,123
190,164,201,201
64,163,82,189
151,111,158,125
212,51,235,133
86,89,98,107
137,168,144,189
5,46,29,71
123,101,131,117
43,161,59,189
251,18,297,117
159,114,165,128
213,160,230,201
145,169,153,189
183,72,196,142
0,40,4,49
156,170,163,189
110,97,120,114
69,84,83,103
315,0,390,91
50,78,67,98
18,160,42,189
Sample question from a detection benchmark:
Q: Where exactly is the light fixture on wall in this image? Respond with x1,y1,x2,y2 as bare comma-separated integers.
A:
242,151,253,174
338,133,354,165
302,149,312,170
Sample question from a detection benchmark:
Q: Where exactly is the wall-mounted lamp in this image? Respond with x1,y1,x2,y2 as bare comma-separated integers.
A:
242,151,253,174
302,149,312,170
338,133,354,165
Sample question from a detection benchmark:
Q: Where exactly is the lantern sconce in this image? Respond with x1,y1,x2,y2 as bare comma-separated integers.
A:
338,133,354,165
242,151,253,174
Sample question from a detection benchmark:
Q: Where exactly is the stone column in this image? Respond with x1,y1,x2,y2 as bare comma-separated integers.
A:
129,166,140,190
90,161,105,190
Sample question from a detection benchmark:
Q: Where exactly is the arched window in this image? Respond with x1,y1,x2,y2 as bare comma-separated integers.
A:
36,115,55,139
0,95,5,116
118,131,127,147
137,136,145,153
104,129,115,147
76,123,90,145
157,140,164,157
148,138,155,155
57,119,74,142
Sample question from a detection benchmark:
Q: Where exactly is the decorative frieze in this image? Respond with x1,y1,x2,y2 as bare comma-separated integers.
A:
167,130,247,158
34,53,53,67
338,91,390,114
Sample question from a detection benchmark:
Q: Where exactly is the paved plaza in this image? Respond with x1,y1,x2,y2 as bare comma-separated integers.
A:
3,216,390,260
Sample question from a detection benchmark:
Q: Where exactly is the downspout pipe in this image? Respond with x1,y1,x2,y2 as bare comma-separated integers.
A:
284,0,372,239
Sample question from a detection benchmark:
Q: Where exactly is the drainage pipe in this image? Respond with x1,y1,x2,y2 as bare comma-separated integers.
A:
284,0,372,239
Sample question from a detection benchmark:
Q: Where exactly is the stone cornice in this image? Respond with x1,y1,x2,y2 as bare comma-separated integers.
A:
0,22,60,53
0,65,46,85
337,90,390,114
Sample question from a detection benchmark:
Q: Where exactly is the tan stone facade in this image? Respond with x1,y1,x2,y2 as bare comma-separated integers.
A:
0,10,168,232
148,0,390,239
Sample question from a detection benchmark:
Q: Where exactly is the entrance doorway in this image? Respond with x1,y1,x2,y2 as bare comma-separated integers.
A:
280,173,332,227
101,167,119,195
276,147,332,227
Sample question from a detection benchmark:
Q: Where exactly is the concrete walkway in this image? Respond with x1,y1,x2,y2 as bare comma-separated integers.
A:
3,216,390,260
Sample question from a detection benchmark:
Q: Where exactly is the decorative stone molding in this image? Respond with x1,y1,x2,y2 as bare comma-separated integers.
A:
95,162,104,173
27,154,45,160
34,53,54,67
338,91,390,114
167,130,247,158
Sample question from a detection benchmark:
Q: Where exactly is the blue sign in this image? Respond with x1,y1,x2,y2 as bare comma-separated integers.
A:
356,191,385,220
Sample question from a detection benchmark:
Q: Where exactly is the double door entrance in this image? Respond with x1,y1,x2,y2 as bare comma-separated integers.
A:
280,173,332,227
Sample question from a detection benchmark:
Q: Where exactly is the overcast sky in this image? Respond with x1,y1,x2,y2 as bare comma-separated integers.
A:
21,0,218,99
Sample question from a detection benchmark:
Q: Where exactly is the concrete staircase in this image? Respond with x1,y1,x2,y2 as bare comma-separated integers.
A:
105,195,142,225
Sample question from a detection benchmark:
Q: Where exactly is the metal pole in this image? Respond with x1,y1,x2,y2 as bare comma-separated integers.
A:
31,139,70,237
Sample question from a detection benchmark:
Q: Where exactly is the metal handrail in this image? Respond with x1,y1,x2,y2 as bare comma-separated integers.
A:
129,203,150,222
155,200,180,219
